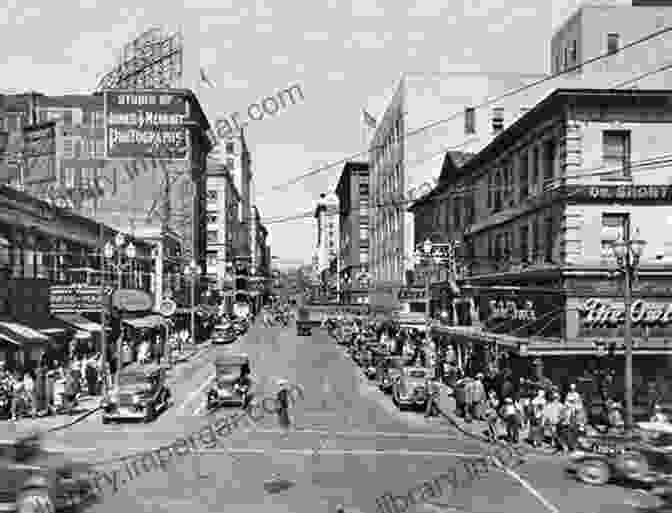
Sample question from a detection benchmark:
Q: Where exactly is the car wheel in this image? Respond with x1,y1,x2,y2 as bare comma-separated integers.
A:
577,459,611,485
16,489,55,513
616,452,649,481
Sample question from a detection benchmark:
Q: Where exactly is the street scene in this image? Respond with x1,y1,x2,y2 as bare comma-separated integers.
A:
3,0,672,512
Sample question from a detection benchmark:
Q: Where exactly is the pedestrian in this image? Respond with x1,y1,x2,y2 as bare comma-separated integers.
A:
650,404,669,423
542,392,562,449
501,397,520,444
608,402,625,431
10,371,22,421
530,389,546,447
276,378,293,437
23,372,36,419
556,401,574,454
484,390,500,442
85,358,97,397
425,376,441,418
472,373,486,421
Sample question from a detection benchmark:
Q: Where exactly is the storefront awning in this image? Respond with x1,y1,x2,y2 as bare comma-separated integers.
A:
0,319,53,347
123,314,168,330
15,315,78,336
54,314,102,333
430,325,518,348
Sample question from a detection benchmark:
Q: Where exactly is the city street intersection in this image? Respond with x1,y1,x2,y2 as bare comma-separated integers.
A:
4,322,647,513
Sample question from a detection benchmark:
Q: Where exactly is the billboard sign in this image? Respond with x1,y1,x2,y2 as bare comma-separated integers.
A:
50,285,103,313
22,122,56,183
104,90,188,160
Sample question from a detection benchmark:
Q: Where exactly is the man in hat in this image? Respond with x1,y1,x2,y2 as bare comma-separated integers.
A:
608,401,625,431
500,397,521,443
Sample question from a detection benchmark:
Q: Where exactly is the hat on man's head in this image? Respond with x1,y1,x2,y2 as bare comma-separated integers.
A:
505,397,513,403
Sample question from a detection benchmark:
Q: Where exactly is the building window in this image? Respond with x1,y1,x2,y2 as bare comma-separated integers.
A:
207,252,217,267
206,212,217,224
543,139,556,183
532,218,540,260
544,215,554,263
207,230,218,243
359,226,368,241
464,107,476,135
207,190,218,201
607,33,620,55
493,171,502,211
532,146,540,189
225,142,235,154
519,224,529,263
564,47,568,69
62,110,72,126
360,250,369,264
601,213,628,260
570,39,577,63
602,130,631,178
63,138,73,159
492,107,504,133
519,151,528,199
226,158,235,170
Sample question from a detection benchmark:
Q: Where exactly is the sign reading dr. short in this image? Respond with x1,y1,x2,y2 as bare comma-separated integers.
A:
577,297,672,338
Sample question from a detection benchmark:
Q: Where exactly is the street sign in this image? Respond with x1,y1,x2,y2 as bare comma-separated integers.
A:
158,298,177,316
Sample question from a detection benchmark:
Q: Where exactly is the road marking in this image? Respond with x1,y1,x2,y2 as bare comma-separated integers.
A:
497,463,560,513
192,448,482,457
176,372,215,415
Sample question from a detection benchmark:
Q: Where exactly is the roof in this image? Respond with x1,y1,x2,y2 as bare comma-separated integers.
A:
215,353,249,366
458,88,672,181
408,151,474,211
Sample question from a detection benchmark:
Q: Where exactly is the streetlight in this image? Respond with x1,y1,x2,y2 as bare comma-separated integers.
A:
610,227,646,432
414,238,458,326
184,260,202,346
102,232,137,386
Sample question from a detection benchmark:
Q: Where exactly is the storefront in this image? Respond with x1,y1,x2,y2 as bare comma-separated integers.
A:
113,289,168,363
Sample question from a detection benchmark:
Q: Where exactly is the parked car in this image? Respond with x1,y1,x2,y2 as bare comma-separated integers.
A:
206,353,252,410
378,356,406,394
567,421,672,486
212,324,237,345
393,366,431,411
0,433,99,513
101,363,172,423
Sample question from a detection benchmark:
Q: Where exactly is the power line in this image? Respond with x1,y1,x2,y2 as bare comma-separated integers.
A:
259,23,672,195
260,60,672,226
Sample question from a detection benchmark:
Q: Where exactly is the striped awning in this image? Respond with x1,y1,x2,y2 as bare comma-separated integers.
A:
54,313,102,333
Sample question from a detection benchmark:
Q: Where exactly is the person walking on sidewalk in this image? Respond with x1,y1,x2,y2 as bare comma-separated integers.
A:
543,392,563,450
425,376,441,418
501,398,521,444
530,389,546,447
484,390,500,442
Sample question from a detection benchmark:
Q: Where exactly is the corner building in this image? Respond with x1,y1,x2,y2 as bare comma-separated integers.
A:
433,88,672,408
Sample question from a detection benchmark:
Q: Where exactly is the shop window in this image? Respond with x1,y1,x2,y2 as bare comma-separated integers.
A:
520,224,529,263
207,230,218,244
607,33,620,55
464,107,476,135
207,190,218,201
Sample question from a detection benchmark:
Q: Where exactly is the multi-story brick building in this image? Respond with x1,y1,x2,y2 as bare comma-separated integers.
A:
313,193,339,301
0,90,213,305
334,161,370,304
431,88,672,403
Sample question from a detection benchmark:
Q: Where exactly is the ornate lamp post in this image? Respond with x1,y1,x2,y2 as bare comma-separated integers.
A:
610,228,646,432
184,260,202,346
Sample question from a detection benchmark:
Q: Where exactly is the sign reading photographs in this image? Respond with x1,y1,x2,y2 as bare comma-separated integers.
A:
104,90,188,159
22,122,56,183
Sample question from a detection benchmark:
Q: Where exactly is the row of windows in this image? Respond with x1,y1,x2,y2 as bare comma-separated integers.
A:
371,117,403,168
554,33,619,74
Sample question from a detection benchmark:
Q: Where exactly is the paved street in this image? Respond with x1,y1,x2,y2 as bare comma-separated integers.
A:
6,321,647,513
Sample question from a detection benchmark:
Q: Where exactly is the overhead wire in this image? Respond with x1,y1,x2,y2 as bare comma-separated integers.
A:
260,57,672,225
260,23,672,195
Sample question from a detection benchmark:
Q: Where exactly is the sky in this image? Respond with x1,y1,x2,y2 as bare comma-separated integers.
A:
0,0,590,267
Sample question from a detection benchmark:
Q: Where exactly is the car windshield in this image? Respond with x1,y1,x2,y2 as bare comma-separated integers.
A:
408,370,427,379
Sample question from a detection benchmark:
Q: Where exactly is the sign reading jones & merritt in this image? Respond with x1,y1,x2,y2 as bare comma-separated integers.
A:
104,90,188,160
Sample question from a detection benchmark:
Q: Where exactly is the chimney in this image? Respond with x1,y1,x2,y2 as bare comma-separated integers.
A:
492,107,504,134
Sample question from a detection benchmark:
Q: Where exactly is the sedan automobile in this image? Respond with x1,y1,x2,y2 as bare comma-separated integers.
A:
393,366,431,411
378,356,406,394
212,324,237,345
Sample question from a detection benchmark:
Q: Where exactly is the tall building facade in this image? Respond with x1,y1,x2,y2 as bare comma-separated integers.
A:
313,193,339,300
205,156,241,305
0,90,213,306
551,0,672,88
334,161,370,304
367,72,549,309
434,88,672,400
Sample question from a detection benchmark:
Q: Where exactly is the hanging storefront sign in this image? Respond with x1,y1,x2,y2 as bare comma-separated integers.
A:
577,297,672,338
398,287,427,301
22,121,56,183
566,184,672,203
50,285,103,313
112,289,154,312
104,90,188,160
478,292,564,338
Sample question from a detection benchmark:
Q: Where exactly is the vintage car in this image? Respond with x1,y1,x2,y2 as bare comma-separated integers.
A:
101,363,171,423
0,433,99,513
233,318,249,336
392,366,431,410
365,344,390,380
211,324,237,345
567,421,672,486
378,356,406,394
206,353,252,410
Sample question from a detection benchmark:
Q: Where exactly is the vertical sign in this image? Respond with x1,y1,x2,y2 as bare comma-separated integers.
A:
104,90,188,160
22,122,56,183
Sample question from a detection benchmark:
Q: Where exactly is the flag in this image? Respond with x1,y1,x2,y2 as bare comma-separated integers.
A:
362,109,376,129
200,67,216,89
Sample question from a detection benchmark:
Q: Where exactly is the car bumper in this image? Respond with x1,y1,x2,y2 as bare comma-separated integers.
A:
102,406,150,420
207,396,244,407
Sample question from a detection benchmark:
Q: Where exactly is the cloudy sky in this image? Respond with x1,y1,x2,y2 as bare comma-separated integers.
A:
0,0,589,266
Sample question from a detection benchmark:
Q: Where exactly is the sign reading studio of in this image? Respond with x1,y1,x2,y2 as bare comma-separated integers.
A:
103,90,188,160
577,298,672,337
